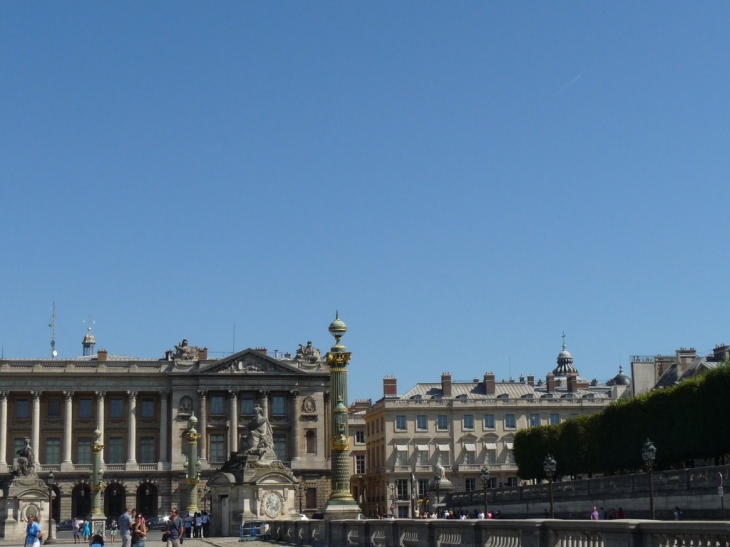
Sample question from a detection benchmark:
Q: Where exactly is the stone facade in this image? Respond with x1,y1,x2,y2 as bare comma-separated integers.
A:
0,340,333,532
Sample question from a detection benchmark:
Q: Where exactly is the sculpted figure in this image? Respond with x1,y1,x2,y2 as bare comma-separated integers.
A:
244,404,276,460
13,437,36,477
434,462,446,481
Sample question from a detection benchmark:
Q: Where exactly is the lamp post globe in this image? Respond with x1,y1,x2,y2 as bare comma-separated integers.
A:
45,472,56,544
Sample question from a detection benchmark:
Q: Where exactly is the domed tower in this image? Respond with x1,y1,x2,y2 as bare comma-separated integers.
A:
553,333,578,376
82,327,96,356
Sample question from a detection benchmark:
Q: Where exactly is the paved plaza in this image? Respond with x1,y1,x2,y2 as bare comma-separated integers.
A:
0,531,277,547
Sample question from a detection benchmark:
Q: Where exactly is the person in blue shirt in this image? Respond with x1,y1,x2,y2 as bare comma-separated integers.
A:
164,509,183,547
25,515,43,547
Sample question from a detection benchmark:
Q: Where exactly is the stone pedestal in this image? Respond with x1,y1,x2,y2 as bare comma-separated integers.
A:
0,477,55,541
208,456,299,537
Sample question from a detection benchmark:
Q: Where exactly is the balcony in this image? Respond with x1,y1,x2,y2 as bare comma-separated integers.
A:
453,463,482,472
393,465,412,473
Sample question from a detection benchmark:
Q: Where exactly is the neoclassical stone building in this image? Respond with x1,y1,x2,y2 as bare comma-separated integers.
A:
0,336,333,527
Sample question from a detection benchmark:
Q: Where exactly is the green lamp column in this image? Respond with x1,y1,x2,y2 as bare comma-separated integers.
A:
89,429,107,536
324,313,359,516
185,414,202,514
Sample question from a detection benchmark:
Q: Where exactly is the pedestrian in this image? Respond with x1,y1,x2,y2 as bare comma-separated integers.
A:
674,507,682,520
110,519,118,543
119,508,133,547
82,519,91,541
131,512,146,547
164,508,183,547
201,511,210,538
590,507,600,520
90,534,104,547
599,507,606,520
194,513,202,538
73,517,82,543
617,507,625,519
183,513,192,538
25,515,43,547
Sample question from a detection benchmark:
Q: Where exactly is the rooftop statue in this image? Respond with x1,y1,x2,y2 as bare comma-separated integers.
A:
295,341,321,363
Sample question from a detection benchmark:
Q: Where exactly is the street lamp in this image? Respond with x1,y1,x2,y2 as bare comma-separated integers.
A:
389,482,397,518
480,465,490,518
433,477,441,516
543,454,557,519
298,482,305,514
642,438,656,519
45,472,55,544
410,474,416,519
185,414,202,514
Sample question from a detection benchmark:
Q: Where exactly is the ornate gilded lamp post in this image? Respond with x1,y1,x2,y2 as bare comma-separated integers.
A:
323,313,360,518
45,472,55,544
543,454,556,519
90,429,107,536
480,465,490,518
185,414,202,514
642,438,656,519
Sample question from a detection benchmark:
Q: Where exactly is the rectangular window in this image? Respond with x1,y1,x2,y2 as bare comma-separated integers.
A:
397,479,408,500
355,430,365,444
305,488,317,509
273,433,287,461
356,455,365,474
438,450,450,466
107,437,124,464
141,399,155,419
463,414,474,430
530,414,540,427
139,437,155,463
47,398,61,419
550,414,560,426
416,415,427,431
16,399,29,419
437,415,448,430
505,414,516,429
395,447,407,466
79,398,93,419
464,450,475,464
45,437,61,464
240,394,255,415
486,449,496,464
110,398,124,419
77,437,92,465
417,449,428,466
465,478,476,492
395,415,406,431
484,414,495,429
210,395,225,416
507,477,518,487
14,438,26,458
418,479,430,497
209,434,225,463
272,395,286,416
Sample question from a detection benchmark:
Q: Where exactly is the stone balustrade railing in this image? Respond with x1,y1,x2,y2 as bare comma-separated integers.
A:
267,519,730,547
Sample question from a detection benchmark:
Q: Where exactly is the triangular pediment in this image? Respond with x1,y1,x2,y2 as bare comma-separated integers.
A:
198,348,308,376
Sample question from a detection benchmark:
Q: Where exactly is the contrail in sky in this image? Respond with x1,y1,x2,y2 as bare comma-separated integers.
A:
553,74,582,97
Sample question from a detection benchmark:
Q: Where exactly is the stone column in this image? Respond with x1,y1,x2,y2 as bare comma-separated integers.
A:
259,390,269,418
126,391,138,469
229,390,239,454
197,390,208,462
62,391,74,471
0,392,7,472
96,391,105,463
159,392,169,470
31,391,41,465
291,391,301,462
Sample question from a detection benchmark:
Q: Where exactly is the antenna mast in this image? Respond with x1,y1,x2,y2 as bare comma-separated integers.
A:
49,301,58,358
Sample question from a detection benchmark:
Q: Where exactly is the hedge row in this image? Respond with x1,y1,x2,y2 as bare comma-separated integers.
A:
513,361,730,479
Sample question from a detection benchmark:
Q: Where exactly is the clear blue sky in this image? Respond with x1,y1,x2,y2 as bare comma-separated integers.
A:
2,2,729,402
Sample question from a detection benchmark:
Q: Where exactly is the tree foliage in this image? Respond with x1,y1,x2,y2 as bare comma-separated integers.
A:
514,361,730,478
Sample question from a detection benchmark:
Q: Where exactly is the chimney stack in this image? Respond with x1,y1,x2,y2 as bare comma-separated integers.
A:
383,376,398,398
546,373,556,393
527,375,535,387
256,347,268,355
484,372,496,395
97,349,108,362
567,373,577,393
441,372,452,397
199,347,208,360
714,344,730,362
